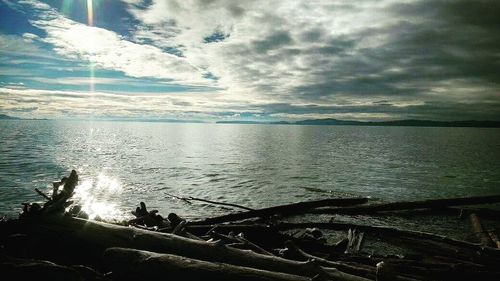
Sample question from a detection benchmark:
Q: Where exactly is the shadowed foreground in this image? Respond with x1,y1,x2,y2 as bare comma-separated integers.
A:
2,170,500,280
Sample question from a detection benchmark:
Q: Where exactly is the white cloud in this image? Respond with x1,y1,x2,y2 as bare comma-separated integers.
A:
123,0,500,114
0,33,56,60
3,0,499,120
22,0,214,86
124,0,403,102
0,86,249,119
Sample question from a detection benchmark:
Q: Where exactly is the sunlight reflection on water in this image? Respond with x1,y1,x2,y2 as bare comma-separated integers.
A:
73,173,123,220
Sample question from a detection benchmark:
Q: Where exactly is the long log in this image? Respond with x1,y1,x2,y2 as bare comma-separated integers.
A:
190,197,369,225
104,247,311,281
0,254,93,281
311,194,500,215
180,196,255,211
273,222,500,259
352,207,500,220
191,221,500,257
8,217,369,281
186,221,500,259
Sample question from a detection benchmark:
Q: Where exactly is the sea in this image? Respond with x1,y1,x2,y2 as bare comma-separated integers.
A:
1,120,499,239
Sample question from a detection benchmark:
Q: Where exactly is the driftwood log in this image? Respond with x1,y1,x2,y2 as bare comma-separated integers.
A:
4,170,500,281
311,194,500,215
274,222,500,259
190,221,500,258
104,247,311,281
190,197,369,225
0,253,105,281
43,170,79,214
5,217,369,281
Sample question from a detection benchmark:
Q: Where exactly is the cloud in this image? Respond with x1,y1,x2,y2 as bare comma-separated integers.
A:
0,33,58,60
21,0,215,86
0,86,243,119
120,0,500,120
1,0,499,120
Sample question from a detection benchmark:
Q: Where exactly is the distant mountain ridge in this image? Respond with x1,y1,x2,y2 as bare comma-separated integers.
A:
0,114,20,120
294,118,500,128
218,118,500,128
2,113,499,127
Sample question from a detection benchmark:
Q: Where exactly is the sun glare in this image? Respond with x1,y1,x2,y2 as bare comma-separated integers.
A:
86,0,95,92
73,173,123,220
87,0,93,26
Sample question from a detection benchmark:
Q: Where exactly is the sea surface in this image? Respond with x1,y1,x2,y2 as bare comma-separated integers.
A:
1,120,500,238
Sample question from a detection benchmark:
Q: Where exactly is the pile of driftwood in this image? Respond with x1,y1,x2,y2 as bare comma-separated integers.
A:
1,170,500,281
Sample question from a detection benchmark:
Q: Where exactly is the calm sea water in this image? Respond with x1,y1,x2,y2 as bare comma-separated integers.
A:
1,120,500,235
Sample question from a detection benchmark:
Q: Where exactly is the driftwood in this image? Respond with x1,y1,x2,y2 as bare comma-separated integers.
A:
346,228,364,254
20,170,79,218
190,197,369,225
104,247,310,281
469,213,494,247
129,202,167,228
185,223,293,250
43,170,79,214
168,194,255,211
187,220,500,259
350,206,500,220
311,194,500,215
0,254,105,281
283,241,376,279
233,233,276,256
5,170,500,281
487,230,500,249
192,221,499,258
34,188,52,201
296,221,499,249
9,216,369,281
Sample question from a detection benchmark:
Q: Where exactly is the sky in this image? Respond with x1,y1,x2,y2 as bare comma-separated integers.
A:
0,0,499,121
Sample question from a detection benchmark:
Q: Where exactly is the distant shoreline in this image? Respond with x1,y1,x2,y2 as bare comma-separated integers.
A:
216,119,500,128
2,114,499,128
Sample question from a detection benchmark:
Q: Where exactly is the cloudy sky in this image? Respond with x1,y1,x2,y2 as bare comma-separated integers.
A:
0,0,499,121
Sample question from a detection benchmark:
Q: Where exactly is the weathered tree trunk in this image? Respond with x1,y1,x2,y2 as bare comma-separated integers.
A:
274,222,500,260
190,197,369,225
9,217,369,281
0,253,103,281
104,247,311,281
43,170,79,214
311,194,500,215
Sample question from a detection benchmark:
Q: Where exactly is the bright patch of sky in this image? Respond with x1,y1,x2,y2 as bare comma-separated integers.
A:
1,0,499,121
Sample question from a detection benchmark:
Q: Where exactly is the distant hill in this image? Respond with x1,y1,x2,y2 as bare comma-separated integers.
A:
0,114,20,120
217,118,500,128
295,119,500,128
123,119,206,124
216,120,291,125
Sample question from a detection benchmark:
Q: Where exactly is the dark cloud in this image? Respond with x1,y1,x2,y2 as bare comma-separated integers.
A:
252,31,293,53
281,0,500,119
256,101,500,121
